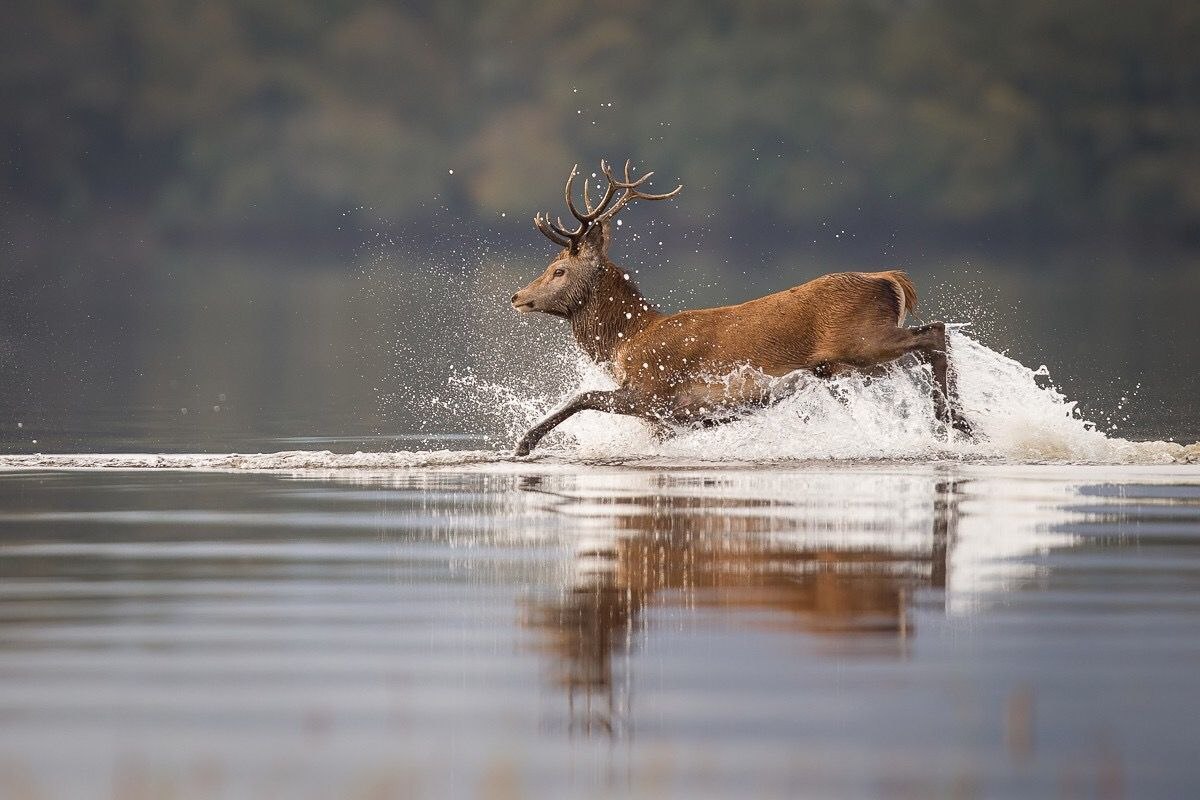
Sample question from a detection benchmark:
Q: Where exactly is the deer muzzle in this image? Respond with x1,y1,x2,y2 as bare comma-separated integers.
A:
511,291,536,312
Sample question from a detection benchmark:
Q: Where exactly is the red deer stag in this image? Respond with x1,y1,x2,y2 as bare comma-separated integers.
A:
510,160,971,456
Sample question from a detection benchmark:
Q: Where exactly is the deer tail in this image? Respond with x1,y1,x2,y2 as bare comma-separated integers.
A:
889,270,919,325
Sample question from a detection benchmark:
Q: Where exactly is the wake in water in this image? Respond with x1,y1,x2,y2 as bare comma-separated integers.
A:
3,324,1198,472
447,328,1199,466
1,328,1196,472
1,235,1196,471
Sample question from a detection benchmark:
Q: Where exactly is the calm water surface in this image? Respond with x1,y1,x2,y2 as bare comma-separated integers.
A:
1,463,1199,799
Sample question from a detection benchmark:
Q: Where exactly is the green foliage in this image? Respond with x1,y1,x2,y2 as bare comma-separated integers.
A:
3,0,1199,243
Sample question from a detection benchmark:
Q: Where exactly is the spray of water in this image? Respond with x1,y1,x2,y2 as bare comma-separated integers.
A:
4,228,1195,472
373,241,1198,466
438,327,1194,464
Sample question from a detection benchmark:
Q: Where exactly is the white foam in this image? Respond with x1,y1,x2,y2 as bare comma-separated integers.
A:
0,450,507,473
499,331,1199,465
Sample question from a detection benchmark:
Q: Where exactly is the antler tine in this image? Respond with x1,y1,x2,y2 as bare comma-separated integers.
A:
552,215,583,239
604,158,651,188
586,167,618,219
592,158,683,225
601,159,636,188
536,160,680,248
567,162,618,224
534,212,572,248
624,159,641,186
608,159,676,194
632,182,683,201
563,164,583,222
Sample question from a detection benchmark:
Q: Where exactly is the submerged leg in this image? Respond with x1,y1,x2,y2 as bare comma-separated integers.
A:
663,366,832,431
909,322,972,435
514,389,643,456
663,362,856,432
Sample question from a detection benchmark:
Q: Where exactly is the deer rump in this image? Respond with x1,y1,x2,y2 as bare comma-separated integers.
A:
510,160,971,456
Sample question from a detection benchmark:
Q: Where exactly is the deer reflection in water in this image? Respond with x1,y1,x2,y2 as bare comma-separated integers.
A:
520,475,961,738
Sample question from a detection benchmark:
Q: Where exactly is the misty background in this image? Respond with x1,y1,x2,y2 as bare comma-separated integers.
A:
2,0,1198,452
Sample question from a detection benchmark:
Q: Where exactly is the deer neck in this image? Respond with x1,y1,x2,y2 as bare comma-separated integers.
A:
569,261,662,364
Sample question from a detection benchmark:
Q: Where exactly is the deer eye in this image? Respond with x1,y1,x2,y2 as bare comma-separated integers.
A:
553,268,566,277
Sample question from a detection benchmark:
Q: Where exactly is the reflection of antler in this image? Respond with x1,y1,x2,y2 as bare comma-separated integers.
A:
522,480,963,739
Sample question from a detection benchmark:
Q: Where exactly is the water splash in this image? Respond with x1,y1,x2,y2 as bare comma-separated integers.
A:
452,330,1198,465
348,225,1197,466
1,234,1193,470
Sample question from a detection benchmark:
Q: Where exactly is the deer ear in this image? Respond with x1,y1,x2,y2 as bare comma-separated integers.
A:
581,220,611,254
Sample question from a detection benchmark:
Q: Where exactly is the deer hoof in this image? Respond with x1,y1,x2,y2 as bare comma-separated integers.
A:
513,440,533,457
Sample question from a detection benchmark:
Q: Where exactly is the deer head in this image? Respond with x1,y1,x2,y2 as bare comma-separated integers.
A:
510,160,681,318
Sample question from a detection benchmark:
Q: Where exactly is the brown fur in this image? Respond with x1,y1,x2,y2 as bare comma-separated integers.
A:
511,169,969,455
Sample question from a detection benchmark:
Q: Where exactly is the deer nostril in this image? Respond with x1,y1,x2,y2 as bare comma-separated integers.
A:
511,293,519,303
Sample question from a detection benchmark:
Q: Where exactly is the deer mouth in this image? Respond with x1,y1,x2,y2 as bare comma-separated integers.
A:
512,299,537,313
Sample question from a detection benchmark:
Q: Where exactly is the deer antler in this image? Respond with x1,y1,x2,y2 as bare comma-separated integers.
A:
592,159,682,225
534,160,682,250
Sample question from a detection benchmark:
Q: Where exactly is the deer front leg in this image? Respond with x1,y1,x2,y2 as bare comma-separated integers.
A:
514,389,644,456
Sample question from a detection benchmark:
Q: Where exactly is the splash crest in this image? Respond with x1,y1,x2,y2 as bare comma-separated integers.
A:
446,330,1199,466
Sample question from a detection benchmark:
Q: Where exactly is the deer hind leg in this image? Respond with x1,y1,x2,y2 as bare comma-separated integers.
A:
906,323,972,436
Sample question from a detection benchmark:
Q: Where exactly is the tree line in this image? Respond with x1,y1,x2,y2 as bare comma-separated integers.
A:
3,0,1199,256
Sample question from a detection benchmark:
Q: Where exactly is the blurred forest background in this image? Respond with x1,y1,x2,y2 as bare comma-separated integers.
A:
2,0,1199,449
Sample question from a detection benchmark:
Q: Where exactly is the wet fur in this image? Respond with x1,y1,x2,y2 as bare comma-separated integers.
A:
511,221,968,455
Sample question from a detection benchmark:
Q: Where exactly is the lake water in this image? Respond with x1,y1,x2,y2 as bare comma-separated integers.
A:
4,244,1200,798
1,459,1199,799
